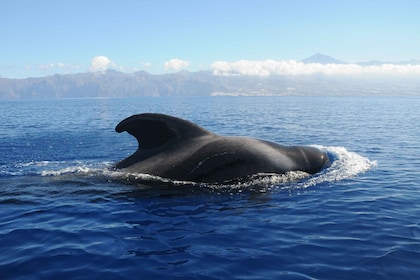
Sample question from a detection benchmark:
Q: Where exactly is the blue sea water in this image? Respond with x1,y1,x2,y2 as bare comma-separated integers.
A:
0,96,419,279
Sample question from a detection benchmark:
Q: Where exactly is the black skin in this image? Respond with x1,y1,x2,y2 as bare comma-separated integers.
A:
113,113,330,184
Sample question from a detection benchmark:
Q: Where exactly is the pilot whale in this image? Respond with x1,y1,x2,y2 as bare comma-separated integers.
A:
113,113,329,184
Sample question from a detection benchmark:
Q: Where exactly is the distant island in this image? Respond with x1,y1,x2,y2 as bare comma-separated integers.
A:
1,54,419,98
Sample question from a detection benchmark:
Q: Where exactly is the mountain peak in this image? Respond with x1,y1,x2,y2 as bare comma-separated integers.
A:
301,53,347,64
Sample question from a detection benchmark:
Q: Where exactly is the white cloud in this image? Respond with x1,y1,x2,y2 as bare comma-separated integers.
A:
211,59,420,77
164,58,190,71
142,62,151,68
37,62,81,73
90,56,113,72
38,63,55,70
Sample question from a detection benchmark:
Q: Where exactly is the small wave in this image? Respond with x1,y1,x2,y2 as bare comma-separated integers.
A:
40,165,95,176
15,161,53,168
1,161,67,177
198,171,311,193
103,169,187,186
299,145,377,188
0,160,113,178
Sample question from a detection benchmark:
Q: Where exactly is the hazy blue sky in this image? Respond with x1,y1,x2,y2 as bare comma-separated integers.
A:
1,0,419,78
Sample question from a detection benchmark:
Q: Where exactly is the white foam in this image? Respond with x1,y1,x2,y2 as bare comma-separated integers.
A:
104,169,197,186
38,161,113,177
15,161,53,168
298,145,377,188
40,166,92,176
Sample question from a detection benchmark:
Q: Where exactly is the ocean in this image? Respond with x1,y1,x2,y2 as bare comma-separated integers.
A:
0,96,419,279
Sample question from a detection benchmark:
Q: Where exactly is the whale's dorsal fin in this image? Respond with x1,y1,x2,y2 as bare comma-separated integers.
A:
115,113,211,149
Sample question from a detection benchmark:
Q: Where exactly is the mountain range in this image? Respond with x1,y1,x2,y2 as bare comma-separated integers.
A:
301,53,420,66
300,53,347,64
1,54,419,99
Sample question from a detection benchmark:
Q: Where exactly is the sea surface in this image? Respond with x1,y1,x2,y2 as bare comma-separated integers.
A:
0,96,419,279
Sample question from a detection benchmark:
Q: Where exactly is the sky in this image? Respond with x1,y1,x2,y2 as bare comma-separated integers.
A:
1,0,420,78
